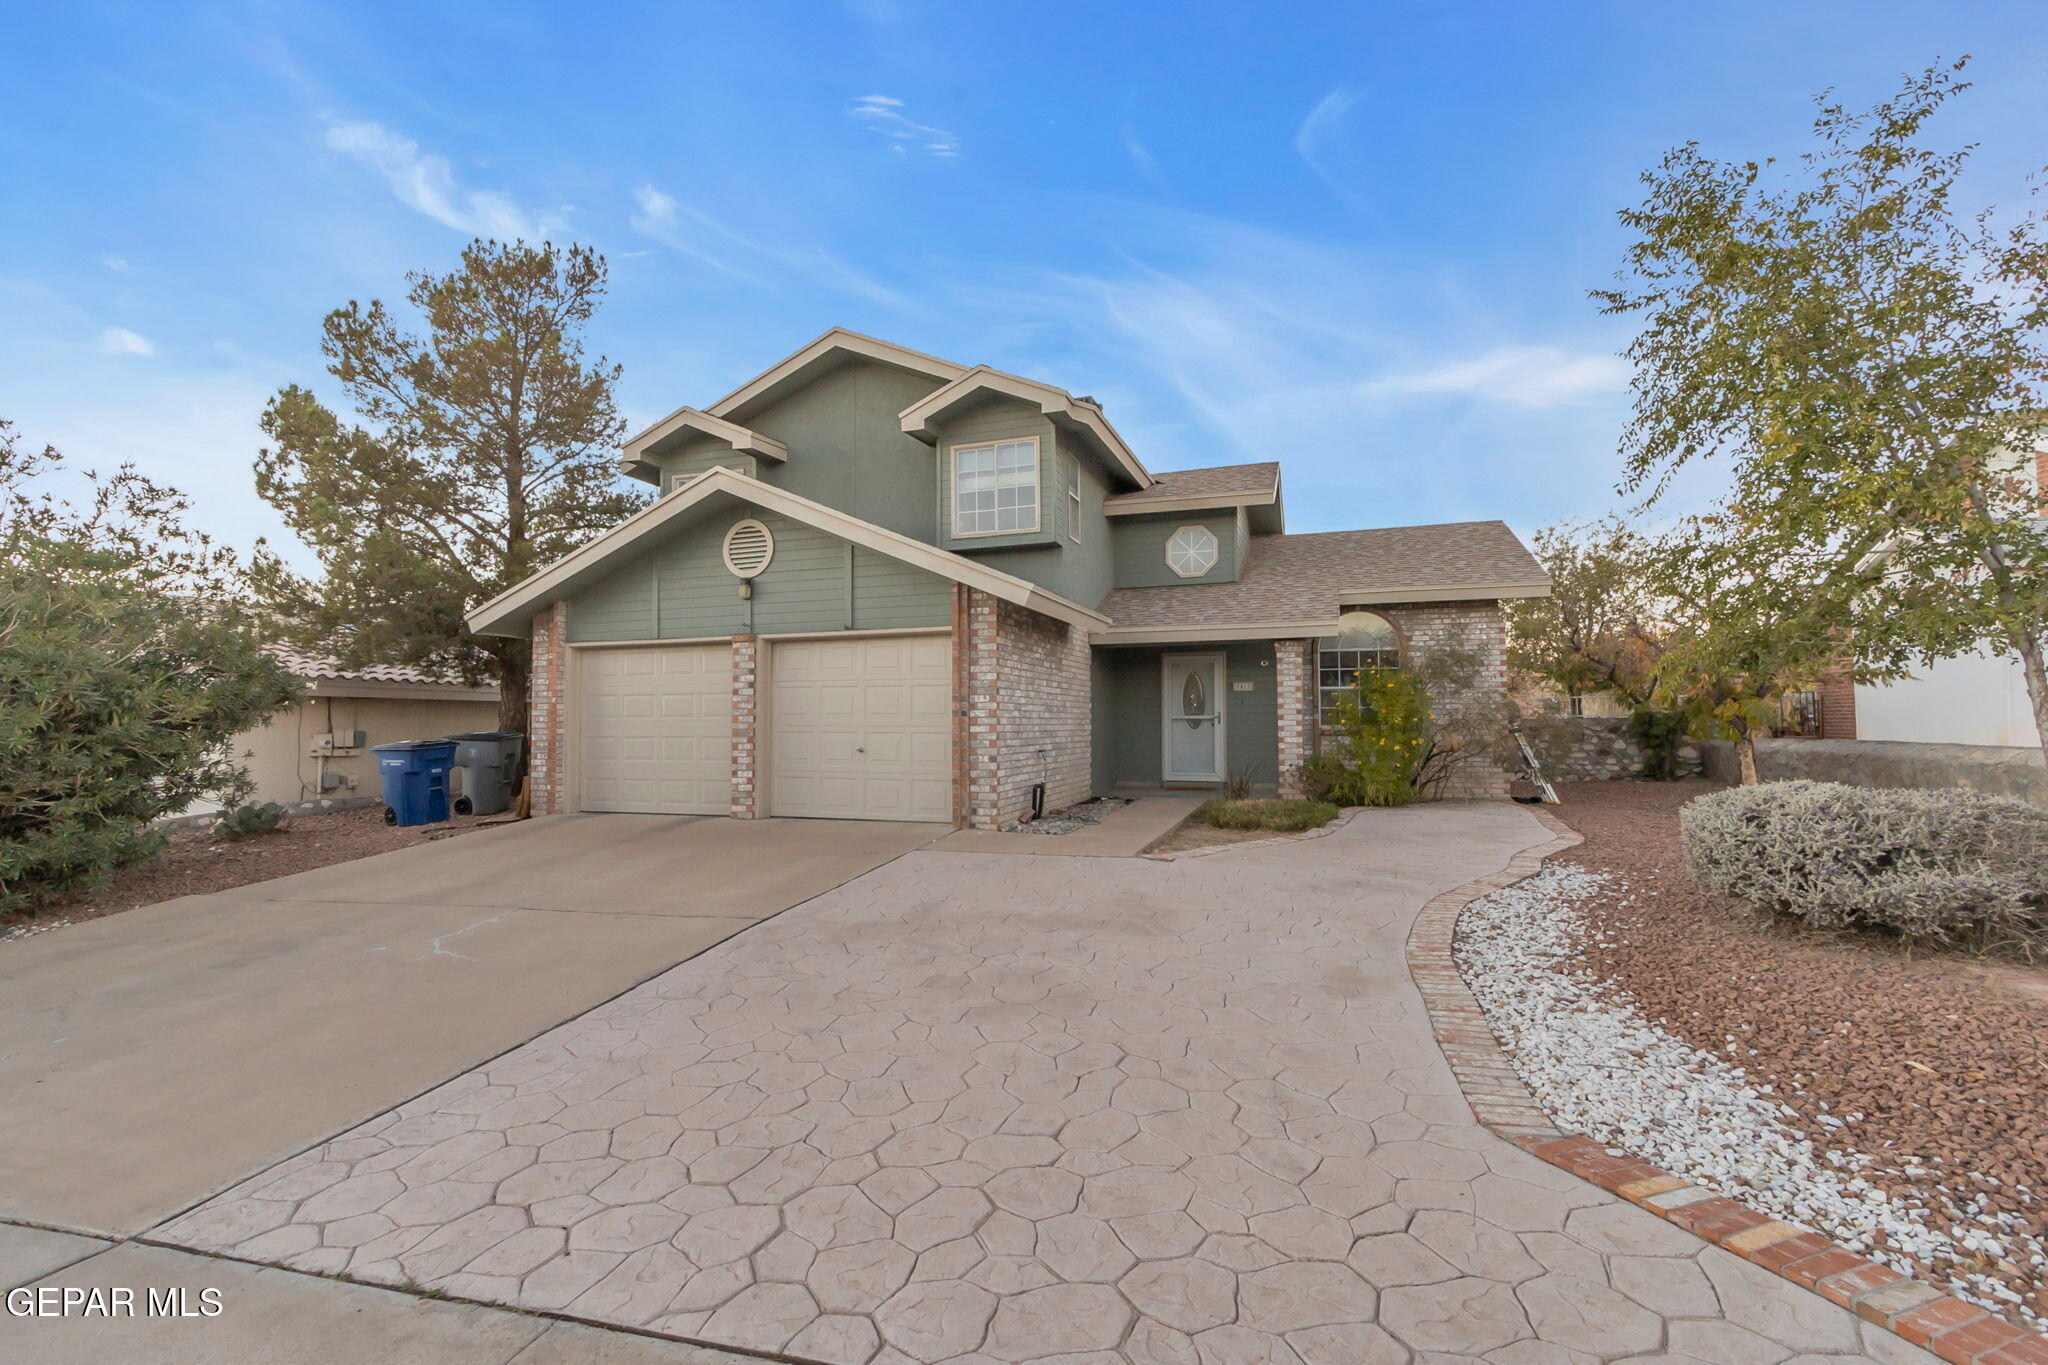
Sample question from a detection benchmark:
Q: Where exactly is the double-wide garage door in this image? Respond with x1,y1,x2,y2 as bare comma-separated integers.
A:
579,644,731,814
770,635,951,822
577,635,950,821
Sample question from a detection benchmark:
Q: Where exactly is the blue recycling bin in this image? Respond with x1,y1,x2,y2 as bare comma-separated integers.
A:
369,739,458,826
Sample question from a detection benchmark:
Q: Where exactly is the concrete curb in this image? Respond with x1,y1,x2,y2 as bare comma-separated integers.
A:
1407,802,2048,1365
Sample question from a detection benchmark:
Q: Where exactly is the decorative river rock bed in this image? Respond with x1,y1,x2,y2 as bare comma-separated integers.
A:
1456,862,2046,1332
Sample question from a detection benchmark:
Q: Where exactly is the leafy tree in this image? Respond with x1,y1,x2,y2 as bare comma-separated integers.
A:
1599,60,2048,766
253,240,646,732
0,422,299,913
1505,519,1670,710
1644,512,1858,785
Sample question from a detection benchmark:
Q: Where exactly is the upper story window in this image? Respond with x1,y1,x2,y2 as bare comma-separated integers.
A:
1165,525,1219,578
1066,456,1082,541
953,437,1039,536
1318,609,1400,724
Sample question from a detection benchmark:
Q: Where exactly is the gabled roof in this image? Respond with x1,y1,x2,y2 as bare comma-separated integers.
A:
466,466,1109,639
705,328,968,424
898,366,1154,491
619,407,789,483
1104,462,1280,527
1095,520,1549,644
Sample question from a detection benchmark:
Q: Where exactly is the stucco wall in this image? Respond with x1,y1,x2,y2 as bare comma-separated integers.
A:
1854,648,2041,749
219,693,500,810
1699,737,2048,807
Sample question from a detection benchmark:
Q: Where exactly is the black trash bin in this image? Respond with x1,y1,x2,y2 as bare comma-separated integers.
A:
445,731,526,816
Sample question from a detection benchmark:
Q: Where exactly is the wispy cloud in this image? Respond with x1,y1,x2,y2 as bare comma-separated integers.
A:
321,117,560,240
100,254,129,272
932,205,1639,528
1380,346,1628,407
629,185,757,281
630,182,912,310
848,94,960,158
97,326,155,356
1294,86,1367,202
1121,124,1171,195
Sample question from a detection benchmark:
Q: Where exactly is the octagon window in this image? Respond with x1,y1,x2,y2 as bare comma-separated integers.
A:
1165,525,1219,578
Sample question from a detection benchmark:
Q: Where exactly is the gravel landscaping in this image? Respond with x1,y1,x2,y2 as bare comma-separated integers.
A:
1,806,488,944
1456,778,2048,1332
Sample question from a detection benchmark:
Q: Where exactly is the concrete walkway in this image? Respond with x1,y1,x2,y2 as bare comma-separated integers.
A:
137,803,1929,1363
924,794,1205,858
0,814,934,1236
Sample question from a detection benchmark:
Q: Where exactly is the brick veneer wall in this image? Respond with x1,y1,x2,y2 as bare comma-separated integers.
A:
1276,639,1314,798
1815,671,1858,740
954,588,1092,829
1316,600,1513,800
990,597,1093,826
731,635,759,818
528,602,568,816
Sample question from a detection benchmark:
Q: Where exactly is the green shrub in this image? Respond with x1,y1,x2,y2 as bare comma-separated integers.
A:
1193,799,1340,833
1628,706,1689,780
1679,780,2048,953
1320,666,1431,805
217,802,291,840
0,425,300,912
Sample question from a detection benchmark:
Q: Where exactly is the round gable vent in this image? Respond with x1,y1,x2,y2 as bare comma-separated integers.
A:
723,518,774,579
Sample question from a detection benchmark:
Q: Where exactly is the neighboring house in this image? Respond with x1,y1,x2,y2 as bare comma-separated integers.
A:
467,329,1549,829
204,648,500,813
1816,443,2046,749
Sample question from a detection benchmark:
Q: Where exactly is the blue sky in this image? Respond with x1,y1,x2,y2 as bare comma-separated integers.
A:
4,2,2045,565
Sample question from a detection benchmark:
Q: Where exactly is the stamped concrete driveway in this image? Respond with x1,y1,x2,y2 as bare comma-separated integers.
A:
0,814,934,1238
148,805,1930,1364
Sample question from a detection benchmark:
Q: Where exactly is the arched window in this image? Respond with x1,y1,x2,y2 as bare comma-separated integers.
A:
1318,610,1400,724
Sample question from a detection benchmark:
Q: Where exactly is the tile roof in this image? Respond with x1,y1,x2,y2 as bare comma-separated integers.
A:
1098,520,1547,630
1103,462,1280,506
263,645,483,689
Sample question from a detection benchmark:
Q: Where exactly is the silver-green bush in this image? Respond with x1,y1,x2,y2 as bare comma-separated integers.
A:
1679,781,2048,954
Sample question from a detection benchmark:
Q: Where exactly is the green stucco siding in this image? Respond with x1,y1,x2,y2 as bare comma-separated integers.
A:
566,507,951,642
744,361,947,543
649,437,756,487
1110,510,1242,588
1096,642,1280,792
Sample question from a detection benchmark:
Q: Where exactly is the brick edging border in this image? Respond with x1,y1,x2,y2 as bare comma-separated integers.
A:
1407,802,2048,1365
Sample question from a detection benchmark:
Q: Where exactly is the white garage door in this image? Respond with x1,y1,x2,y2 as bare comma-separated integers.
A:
578,645,731,814
771,635,951,822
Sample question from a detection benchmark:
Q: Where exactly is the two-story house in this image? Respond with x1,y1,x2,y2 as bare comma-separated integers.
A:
467,329,1550,827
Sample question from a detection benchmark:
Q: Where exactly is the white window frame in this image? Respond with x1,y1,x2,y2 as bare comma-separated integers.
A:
1066,455,1082,542
1164,524,1220,578
950,436,1041,538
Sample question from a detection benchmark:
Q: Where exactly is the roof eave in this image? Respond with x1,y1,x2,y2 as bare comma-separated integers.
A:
464,465,1109,639
1340,581,1552,605
898,368,1155,490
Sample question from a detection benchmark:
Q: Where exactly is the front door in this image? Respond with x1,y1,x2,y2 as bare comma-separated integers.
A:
1161,652,1227,784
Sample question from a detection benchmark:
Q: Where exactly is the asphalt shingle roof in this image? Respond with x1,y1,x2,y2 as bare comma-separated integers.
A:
1105,462,1280,506
1099,520,1546,629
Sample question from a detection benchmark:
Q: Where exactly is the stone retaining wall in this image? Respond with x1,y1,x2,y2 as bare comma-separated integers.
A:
1699,737,2048,807
1521,715,1702,782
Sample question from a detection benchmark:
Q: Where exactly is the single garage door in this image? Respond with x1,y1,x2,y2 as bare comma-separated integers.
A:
578,644,731,814
771,634,951,821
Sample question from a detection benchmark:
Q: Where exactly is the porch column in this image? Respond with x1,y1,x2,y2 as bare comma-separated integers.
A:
731,634,760,818
529,602,568,816
1276,638,1313,799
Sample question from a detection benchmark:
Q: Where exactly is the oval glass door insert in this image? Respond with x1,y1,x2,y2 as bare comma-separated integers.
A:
1180,671,1206,729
